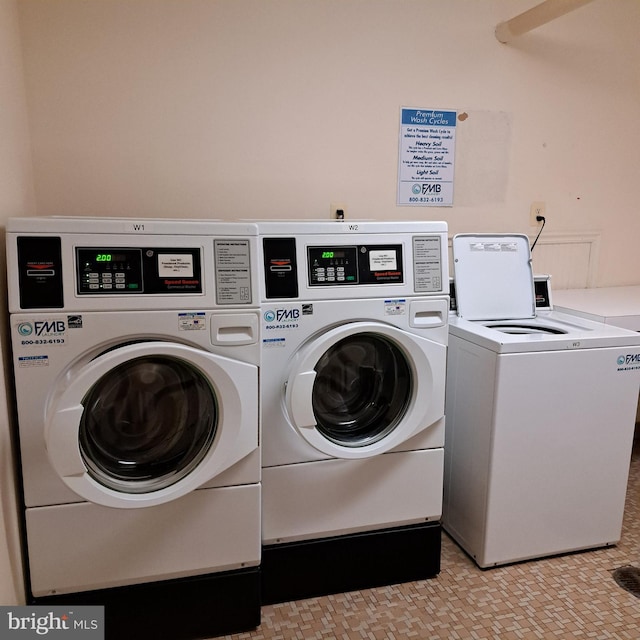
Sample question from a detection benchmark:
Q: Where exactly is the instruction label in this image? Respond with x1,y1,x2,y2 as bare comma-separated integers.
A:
178,312,206,331
158,254,194,277
214,239,252,305
384,299,406,316
398,108,456,206
369,250,397,271
413,236,443,292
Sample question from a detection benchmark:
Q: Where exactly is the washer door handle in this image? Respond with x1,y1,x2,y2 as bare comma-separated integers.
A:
288,370,317,428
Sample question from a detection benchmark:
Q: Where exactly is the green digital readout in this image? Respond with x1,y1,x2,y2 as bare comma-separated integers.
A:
95,252,127,263
320,250,346,259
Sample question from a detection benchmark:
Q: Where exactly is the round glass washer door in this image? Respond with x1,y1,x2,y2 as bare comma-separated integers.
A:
79,354,216,494
46,341,258,508
285,322,446,459
311,333,411,447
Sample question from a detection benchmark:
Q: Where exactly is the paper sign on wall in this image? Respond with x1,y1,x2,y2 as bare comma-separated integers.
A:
398,108,457,206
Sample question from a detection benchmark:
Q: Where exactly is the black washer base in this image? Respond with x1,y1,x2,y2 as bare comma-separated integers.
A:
262,521,441,605
31,567,261,640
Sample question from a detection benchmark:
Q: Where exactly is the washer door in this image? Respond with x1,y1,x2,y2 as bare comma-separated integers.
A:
285,322,446,459
45,341,257,508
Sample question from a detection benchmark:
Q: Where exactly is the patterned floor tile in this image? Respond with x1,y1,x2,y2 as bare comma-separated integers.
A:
221,438,640,639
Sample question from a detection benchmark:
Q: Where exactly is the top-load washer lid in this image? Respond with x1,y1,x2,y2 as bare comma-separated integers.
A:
452,234,536,321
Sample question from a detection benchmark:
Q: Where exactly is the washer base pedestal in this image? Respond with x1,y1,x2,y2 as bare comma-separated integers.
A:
31,567,261,639
262,522,441,605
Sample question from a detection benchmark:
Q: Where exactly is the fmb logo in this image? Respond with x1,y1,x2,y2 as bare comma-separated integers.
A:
17,320,66,338
618,354,640,366
264,308,300,322
412,183,442,195
34,320,66,336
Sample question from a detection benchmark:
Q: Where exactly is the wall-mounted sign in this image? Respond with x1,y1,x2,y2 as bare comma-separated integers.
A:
398,108,456,206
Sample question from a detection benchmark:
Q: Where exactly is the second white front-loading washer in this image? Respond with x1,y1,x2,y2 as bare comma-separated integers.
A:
255,220,449,603
7,217,262,639
444,234,640,568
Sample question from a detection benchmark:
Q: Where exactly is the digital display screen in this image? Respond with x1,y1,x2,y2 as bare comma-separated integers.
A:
95,253,127,263
321,250,346,259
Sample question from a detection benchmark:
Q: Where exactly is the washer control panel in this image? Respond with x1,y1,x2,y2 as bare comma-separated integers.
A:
76,247,202,295
307,245,403,286
263,235,445,299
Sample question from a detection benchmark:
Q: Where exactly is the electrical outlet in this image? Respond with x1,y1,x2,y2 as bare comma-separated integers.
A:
530,201,545,226
330,203,347,220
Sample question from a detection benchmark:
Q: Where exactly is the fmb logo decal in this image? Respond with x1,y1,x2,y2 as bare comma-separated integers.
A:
263,308,301,330
16,320,66,346
617,353,640,370
20,320,66,337
264,308,300,323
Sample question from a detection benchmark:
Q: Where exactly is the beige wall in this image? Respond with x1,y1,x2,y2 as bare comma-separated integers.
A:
2,0,640,604
16,0,640,286
0,0,35,605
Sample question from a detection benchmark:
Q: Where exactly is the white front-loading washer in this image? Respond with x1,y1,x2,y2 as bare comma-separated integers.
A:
7,217,261,638
444,234,640,568
255,220,449,603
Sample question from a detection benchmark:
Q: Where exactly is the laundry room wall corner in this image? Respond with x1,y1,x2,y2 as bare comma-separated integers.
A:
0,0,37,605
0,341,24,605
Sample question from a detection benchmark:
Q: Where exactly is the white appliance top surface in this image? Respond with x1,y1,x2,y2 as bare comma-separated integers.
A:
7,216,259,236
449,309,640,353
452,234,535,321
249,219,448,234
553,286,640,331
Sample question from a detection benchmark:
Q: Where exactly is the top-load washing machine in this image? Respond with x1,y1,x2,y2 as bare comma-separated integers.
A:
254,220,449,603
7,217,261,639
444,234,640,568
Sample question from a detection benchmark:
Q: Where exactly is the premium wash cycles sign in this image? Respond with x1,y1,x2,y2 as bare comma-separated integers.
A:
398,108,456,206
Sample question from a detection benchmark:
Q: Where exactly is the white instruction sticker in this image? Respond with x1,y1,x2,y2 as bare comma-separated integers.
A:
385,299,406,315
18,355,49,368
413,236,443,292
470,242,519,252
178,312,206,331
214,239,252,305
370,250,397,271
158,254,194,277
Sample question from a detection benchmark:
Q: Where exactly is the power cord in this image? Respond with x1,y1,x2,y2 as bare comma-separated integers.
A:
530,216,546,251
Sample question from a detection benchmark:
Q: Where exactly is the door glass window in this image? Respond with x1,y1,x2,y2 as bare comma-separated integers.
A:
311,333,412,447
79,355,217,493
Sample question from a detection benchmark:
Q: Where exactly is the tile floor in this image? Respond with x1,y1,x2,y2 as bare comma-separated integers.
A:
223,436,640,639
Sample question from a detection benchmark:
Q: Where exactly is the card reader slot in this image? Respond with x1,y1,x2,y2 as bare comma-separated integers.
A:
27,269,55,277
